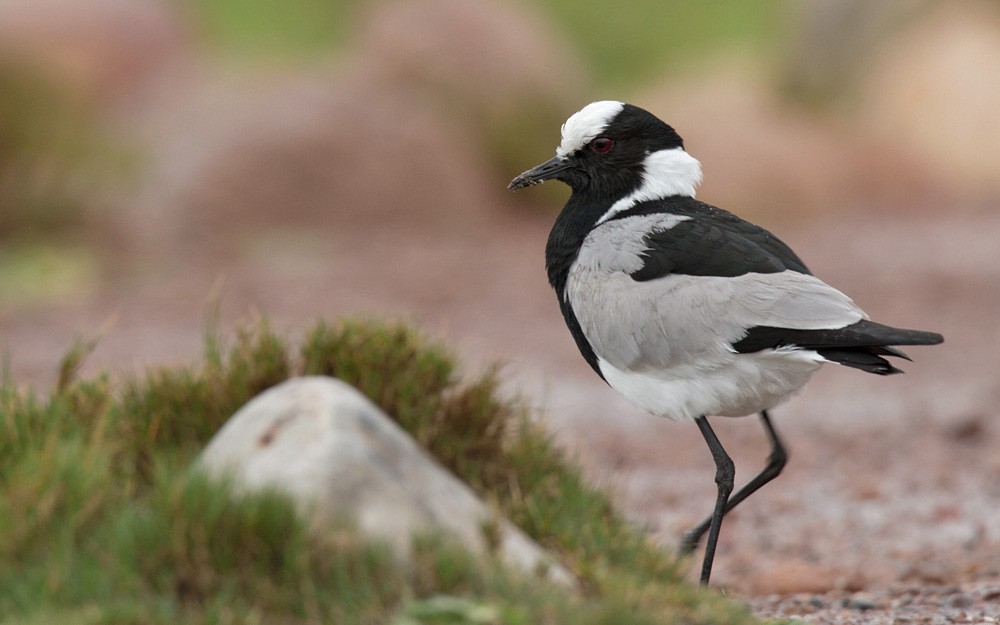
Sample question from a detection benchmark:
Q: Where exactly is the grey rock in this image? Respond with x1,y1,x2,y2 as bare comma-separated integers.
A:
198,376,574,587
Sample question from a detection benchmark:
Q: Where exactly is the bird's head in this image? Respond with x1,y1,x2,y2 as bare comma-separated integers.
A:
508,101,702,204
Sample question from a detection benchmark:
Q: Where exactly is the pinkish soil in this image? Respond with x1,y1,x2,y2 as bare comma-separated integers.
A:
2,203,998,624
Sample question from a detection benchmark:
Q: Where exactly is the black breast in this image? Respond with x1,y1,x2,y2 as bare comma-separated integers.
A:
545,195,612,379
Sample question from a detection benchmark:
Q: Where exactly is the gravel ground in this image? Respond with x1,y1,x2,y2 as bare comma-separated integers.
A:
747,581,1000,624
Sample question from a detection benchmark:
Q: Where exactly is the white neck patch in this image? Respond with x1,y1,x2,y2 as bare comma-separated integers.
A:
596,147,703,225
556,100,625,157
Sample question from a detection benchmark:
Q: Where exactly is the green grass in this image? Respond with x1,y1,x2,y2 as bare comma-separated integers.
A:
0,318,759,624
182,0,362,61
0,243,101,308
536,0,790,87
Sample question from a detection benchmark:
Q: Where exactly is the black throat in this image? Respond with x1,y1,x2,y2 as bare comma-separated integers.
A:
544,193,623,380
545,193,610,293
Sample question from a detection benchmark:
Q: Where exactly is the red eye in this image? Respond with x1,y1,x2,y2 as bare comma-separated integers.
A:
591,137,614,153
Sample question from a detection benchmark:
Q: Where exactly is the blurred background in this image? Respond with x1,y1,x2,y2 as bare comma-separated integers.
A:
1,0,999,594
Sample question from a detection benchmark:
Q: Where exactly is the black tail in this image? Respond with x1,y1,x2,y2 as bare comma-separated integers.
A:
733,320,944,375
815,348,906,375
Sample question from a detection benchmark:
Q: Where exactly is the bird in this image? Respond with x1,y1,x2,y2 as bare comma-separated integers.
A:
507,100,943,586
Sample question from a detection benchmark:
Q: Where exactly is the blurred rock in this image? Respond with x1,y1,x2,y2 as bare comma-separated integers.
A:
0,0,185,103
640,65,945,219
198,376,575,586
781,0,928,105
164,70,503,234
858,1,1000,200
354,0,588,181
356,0,583,113
121,65,508,257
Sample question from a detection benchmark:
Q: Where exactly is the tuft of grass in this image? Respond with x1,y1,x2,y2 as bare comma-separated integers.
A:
0,428,112,564
119,468,404,620
0,317,760,624
302,318,454,440
115,319,291,484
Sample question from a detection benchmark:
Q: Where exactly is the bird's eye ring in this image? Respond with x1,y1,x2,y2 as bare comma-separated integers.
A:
590,137,614,154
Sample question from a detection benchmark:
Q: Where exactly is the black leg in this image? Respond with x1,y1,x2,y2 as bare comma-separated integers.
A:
680,410,788,557
693,415,735,585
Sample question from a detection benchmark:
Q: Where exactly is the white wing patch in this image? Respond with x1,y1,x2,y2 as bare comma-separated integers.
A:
556,100,625,157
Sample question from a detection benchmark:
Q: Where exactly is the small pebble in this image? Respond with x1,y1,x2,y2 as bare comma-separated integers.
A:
949,594,974,608
847,594,878,611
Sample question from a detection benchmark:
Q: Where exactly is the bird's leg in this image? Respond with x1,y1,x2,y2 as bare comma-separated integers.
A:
693,416,735,585
680,410,787,557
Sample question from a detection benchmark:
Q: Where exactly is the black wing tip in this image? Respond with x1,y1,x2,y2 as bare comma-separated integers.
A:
733,321,943,376
733,322,944,355
853,320,943,346
915,331,944,346
806,324,944,374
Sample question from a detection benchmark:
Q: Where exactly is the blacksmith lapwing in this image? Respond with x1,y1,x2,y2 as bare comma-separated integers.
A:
508,100,944,585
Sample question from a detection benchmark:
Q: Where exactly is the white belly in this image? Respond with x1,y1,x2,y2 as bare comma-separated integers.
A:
598,348,824,421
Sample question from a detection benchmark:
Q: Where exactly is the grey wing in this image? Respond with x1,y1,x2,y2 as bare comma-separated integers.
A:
569,264,866,372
